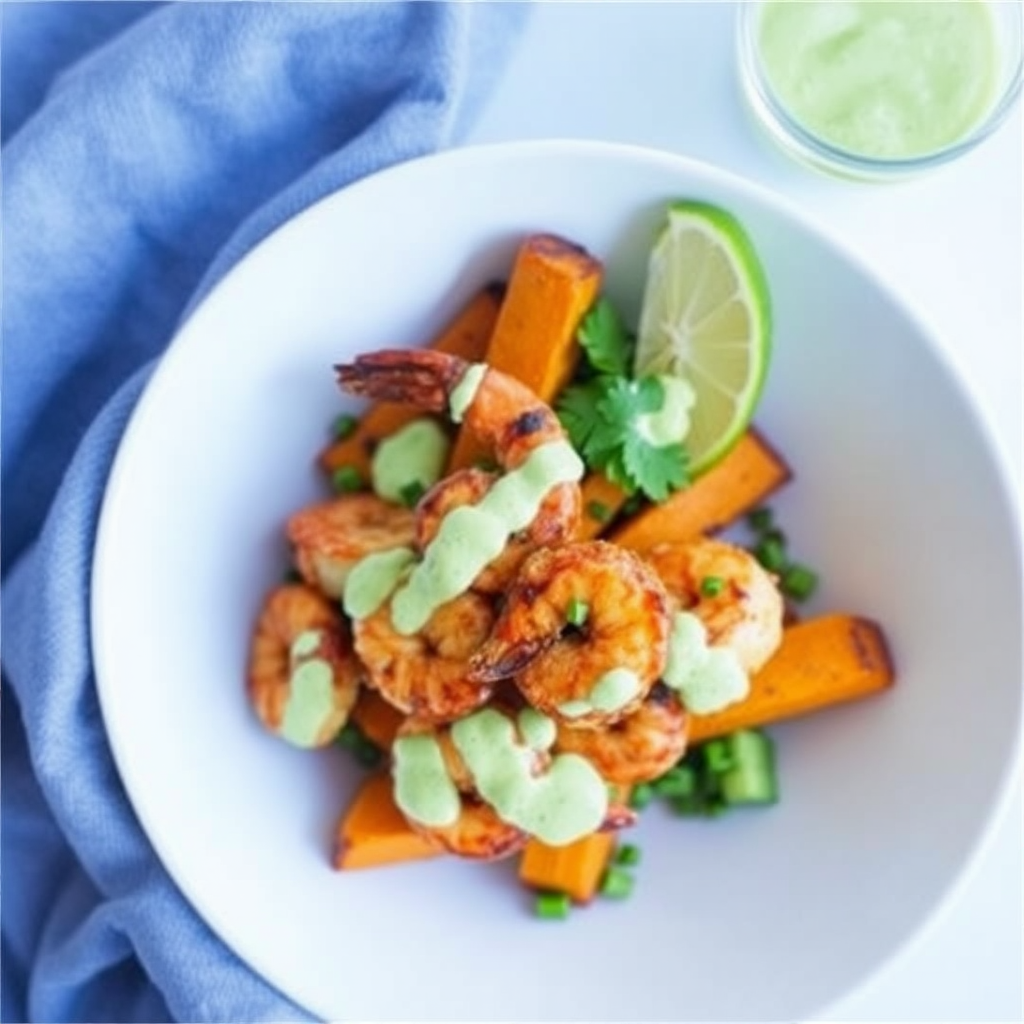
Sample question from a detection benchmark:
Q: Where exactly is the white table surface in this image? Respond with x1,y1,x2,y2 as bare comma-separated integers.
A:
464,2,1023,1020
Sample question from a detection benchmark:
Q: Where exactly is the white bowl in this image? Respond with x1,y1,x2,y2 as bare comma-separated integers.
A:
93,140,1022,1022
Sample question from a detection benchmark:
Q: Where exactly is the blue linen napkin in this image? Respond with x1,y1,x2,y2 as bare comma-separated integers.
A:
0,4,528,1020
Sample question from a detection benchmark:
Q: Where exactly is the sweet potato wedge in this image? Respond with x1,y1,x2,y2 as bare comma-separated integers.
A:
333,772,440,870
319,283,504,477
609,428,791,552
350,689,405,752
448,234,603,470
688,614,895,742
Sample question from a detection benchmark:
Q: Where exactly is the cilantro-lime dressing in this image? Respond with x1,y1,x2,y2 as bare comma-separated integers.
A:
449,363,487,423
556,667,642,718
370,418,450,504
451,708,608,846
758,0,1000,159
342,546,416,620
663,611,749,714
517,707,557,751
389,439,584,635
636,375,695,446
392,733,461,827
279,631,336,747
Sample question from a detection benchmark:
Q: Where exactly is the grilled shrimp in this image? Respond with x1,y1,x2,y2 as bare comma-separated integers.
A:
469,541,673,729
394,709,635,858
647,538,784,673
555,682,689,785
394,716,530,859
247,583,361,748
352,591,496,722
286,493,415,599
415,466,579,593
335,350,582,573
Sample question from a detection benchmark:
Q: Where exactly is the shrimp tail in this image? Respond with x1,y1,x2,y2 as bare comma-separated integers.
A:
467,635,550,684
335,349,469,412
598,803,638,833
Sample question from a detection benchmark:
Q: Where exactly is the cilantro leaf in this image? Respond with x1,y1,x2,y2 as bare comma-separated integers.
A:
556,379,608,454
557,375,690,501
577,297,633,377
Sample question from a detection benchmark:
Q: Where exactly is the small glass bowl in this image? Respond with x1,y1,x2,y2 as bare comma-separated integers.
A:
737,1,1023,181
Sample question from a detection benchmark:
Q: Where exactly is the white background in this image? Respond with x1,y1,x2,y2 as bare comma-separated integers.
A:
465,2,1022,1020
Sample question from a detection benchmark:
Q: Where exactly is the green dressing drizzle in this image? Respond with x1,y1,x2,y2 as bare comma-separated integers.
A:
342,546,417,620
370,418,451,504
392,734,461,827
636,375,695,446
451,708,608,846
279,631,335,747
389,439,584,635
449,363,487,423
517,707,557,751
662,611,749,714
555,667,641,718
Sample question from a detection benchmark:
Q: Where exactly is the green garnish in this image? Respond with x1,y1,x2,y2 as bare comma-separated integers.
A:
614,843,642,867
398,480,427,508
700,575,725,598
577,296,633,376
331,465,363,494
701,738,734,774
782,562,819,602
558,375,689,501
535,891,571,920
755,535,786,572
651,764,696,798
747,506,774,532
565,597,589,628
336,722,383,768
332,413,359,440
599,866,635,900
629,782,655,810
586,499,612,524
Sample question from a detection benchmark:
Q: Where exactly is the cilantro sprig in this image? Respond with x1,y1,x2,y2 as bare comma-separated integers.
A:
557,298,690,502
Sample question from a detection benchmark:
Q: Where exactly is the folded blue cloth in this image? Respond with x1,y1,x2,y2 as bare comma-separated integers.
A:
0,4,528,1020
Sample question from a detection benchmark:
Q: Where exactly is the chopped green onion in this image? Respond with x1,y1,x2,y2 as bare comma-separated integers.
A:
331,465,363,494
701,738,735,774
620,493,645,518
332,413,359,440
586,499,611,524
755,535,786,572
614,843,642,867
336,723,364,751
781,562,819,602
700,575,725,598
629,783,655,810
398,480,426,508
565,597,589,627
746,506,774,532
599,866,635,900
535,891,571,919
353,739,384,769
651,765,696,798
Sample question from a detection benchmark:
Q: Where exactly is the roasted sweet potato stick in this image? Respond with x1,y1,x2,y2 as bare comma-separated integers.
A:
333,772,440,870
688,614,895,742
447,234,602,470
320,283,504,477
609,429,791,552
350,689,405,752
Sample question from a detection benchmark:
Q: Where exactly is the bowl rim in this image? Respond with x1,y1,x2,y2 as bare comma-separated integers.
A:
735,1,1024,180
91,136,1024,1021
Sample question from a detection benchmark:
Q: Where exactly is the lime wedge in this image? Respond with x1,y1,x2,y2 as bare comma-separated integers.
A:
634,201,772,476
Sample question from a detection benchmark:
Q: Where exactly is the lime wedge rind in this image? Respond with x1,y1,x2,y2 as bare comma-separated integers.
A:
634,200,772,477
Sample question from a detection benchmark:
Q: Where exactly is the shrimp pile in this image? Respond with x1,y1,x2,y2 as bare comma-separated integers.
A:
246,348,786,859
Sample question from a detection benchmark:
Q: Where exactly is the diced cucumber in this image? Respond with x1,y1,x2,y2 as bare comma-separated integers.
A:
717,729,778,806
